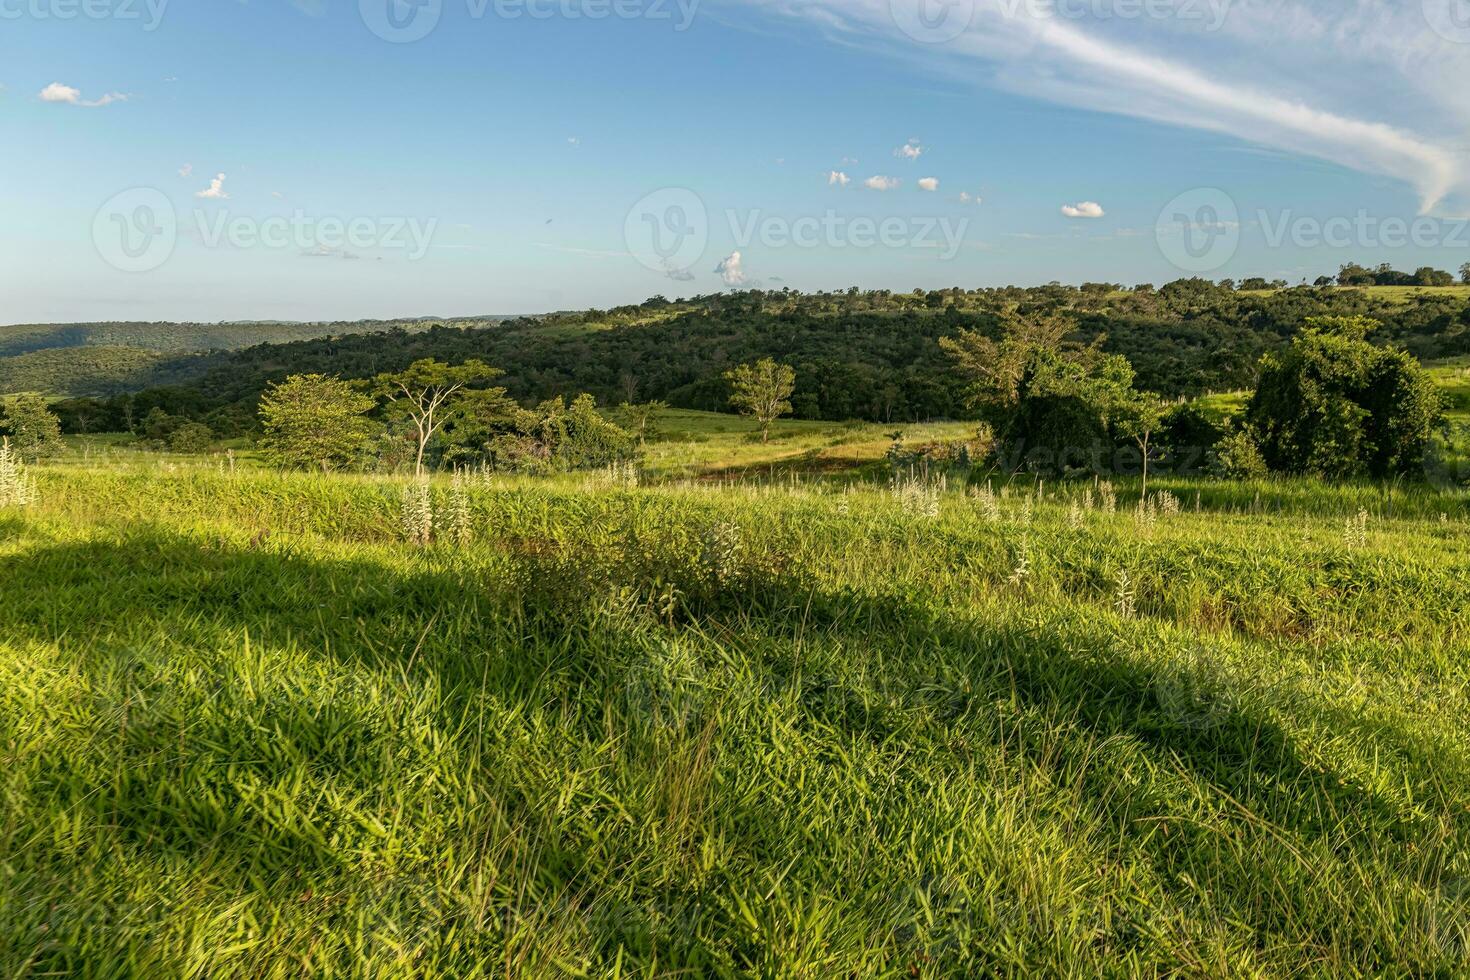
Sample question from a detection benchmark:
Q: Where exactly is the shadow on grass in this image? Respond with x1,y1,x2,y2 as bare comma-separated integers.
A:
0,524,1461,973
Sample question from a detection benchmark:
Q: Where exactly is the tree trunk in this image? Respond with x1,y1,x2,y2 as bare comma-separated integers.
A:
1139,435,1150,499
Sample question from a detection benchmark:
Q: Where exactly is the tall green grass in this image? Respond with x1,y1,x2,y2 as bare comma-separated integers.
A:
2,465,1468,976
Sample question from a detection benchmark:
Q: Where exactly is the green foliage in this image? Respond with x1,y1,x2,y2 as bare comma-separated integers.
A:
31,281,1470,430
943,313,1141,476
259,374,379,471
1,393,64,462
1247,317,1444,479
725,358,796,443
618,400,668,444
1211,427,1269,479
3,466,1470,974
167,422,217,454
0,438,35,506
485,394,637,472
375,359,506,476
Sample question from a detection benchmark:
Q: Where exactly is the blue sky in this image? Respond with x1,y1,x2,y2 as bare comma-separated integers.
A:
3,0,1469,322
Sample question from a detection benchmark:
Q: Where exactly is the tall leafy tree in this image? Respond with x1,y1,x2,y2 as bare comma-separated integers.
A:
1,394,64,462
1246,317,1443,479
942,311,1138,475
259,374,378,471
374,359,505,476
725,358,795,443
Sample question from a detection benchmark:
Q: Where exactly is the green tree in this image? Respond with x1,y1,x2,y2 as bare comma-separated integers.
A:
259,374,378,471
942,312,1138,475
725,358,796,443
375,359,505,477
1461,262,1470,286
618,400,667,445
1114,391,1167,497
1246,317,1443,479
1,394,64,462
168,422,216,454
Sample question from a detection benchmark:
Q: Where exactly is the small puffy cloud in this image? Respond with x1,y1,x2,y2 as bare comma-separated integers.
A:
1061,201,1105,219
39,82,127,107
865,175,901,191
895,140,923,160
918,177,939,192
567,136,580,146
196,173,229,200
714,251,747,287
39,82,81,103
179,163,193,178
827,170,851,186
958,191,983,205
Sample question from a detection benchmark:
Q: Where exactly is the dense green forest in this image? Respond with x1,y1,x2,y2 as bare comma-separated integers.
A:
25,279,1470,433
0,317,516,397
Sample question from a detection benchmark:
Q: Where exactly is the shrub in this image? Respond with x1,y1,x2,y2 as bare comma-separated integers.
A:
1246,317,1443,479
1,394,64,462
167,422,217,454
0,438,36,507
1211,427,1269,480
259,374,380,471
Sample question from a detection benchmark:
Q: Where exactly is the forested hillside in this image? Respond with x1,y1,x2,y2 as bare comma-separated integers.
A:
33,280,1470,432
0,317,516,396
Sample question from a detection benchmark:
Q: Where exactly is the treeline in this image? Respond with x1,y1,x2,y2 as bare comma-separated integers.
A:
35,278,1470,436
0,316,516,358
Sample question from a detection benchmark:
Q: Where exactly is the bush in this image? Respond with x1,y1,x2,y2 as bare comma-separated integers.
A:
1246,317,1443,479
1,394,64,462
1211,428,1269,479
168,422,217,454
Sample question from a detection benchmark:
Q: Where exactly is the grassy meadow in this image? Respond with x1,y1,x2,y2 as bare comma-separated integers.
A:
3,412,1470,977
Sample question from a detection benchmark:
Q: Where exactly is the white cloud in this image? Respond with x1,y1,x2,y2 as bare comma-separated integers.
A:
179,163,193,178
567,136,580,146
959,191,983,205
865,175,901,191
918,177,939,191
828,170,851,186
714,251,747,286
1061,201,1105,218
39,82,128,107
895,140,923,160
196,173,229,200
725,0,1470,213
